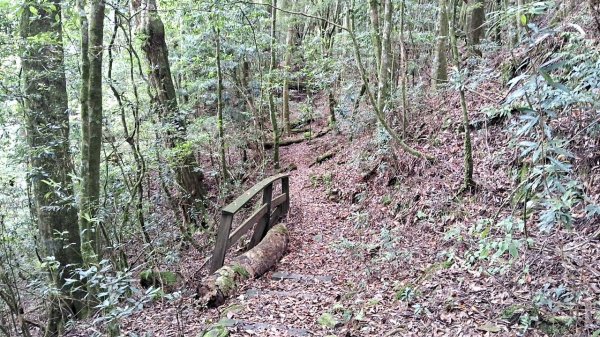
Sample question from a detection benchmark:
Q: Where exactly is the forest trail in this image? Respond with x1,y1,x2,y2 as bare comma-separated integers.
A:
210,132,356,336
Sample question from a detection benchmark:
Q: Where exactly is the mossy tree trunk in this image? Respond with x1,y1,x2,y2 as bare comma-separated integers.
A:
399,0,409,135
77,0,93,261
369,0,382,78
432,0,449,88
268,0,280,169
377,0,393,116
135,0,206,224
468,0,485,55
197,224,289,307
20,2,85,335
79,0,105,262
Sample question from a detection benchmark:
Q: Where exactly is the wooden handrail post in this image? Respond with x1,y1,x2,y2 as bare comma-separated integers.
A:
281,176,290,216
249,182,273,248
210,212,234,273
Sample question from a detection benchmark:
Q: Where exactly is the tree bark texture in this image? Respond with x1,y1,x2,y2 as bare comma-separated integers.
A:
377,0,393,115
20,2,84,334
268,0,280,168
369,0,382,77
196,224,289,307
468,0,485,54
215,28,228,182
79,0,105,260
137,0,206,224
282,23,295,135
432,0,449,88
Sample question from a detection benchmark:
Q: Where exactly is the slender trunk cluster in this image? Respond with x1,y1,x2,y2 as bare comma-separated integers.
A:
448,0,475,190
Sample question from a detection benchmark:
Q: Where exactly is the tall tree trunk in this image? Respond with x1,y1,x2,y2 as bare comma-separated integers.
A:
77,0,94,261
215,28,228,182
282,22,294,135
79,0,105,261
20,2,85,335
377,0,393,115
369,0,382,77
135,0,206,224
449,0,475,190
432,0,449,88
269,0,280,168
514,0,524,45
468,0,485,55
399,0,409,135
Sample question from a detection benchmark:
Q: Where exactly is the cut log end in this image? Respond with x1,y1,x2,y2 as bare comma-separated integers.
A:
197,224,289,307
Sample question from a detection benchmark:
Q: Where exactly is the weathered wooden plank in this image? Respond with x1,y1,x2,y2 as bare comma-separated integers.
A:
271,193,287,208
269,206,282,227
244,288,321,300
272,271,333,283
282,176,290,215
226,203,268,250
216,319,310,337
210,212,234,273
249,183,273,248
223,173,288,214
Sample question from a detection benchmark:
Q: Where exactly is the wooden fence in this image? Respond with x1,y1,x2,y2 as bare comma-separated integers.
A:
210,174,290,273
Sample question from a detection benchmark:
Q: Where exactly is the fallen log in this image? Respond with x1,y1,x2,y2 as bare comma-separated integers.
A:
309,150,336,167
264,128,330,149
196,224,289,307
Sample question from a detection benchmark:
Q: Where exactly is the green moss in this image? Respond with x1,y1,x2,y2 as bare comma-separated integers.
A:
271,224,288,235
140,269,178,288
501,61,515,86
501,304,523,320
220,304,243,318
215,267,236,293
232,264,249,279
201,325,229,337
538,321,572,336
318,312,338,329
539,315,575,336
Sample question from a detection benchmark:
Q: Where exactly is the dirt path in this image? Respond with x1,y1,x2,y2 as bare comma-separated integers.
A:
211,133,357,336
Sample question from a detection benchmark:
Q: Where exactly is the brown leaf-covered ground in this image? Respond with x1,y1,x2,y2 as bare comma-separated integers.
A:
104,74,599,336
64,24,599,335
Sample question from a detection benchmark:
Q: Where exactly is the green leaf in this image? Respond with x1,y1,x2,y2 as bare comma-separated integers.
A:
520,14,527,26
29,6,38,15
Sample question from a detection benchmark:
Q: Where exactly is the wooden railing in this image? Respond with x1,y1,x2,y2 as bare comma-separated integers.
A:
210,174,290,273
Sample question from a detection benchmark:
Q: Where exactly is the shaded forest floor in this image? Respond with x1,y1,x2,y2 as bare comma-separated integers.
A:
111,75,599,336
59,34,600,335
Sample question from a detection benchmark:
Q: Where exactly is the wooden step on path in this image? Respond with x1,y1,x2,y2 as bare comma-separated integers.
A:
244,288,323,301
271,271,333,283
218,318,311,336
